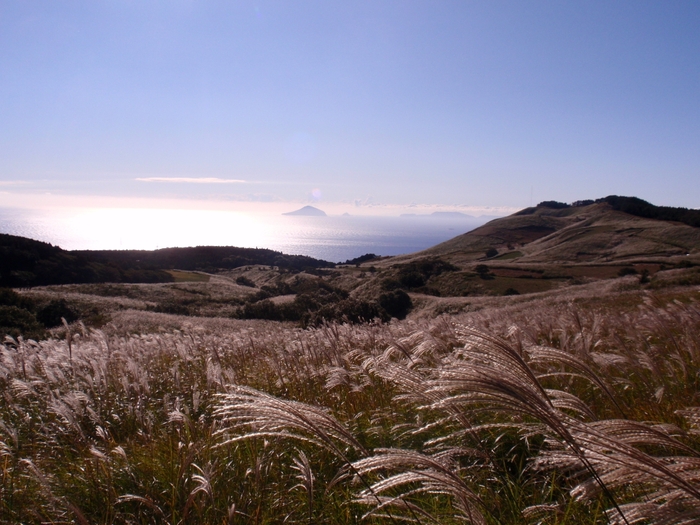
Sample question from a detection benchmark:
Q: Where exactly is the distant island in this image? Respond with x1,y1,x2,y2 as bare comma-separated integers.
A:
283,205,327,216
400,211,474,218
430,211,474,218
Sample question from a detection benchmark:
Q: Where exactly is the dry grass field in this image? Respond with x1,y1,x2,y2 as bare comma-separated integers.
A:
2,274,700,524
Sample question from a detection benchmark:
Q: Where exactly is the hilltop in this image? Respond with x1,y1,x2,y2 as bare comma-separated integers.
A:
415,196,700,265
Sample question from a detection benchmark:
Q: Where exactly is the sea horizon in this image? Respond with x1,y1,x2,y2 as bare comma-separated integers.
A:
0,206,492,263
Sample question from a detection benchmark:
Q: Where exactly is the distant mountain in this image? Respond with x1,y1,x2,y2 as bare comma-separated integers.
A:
430,211,474,218
283,206,327,216
400,211,474,218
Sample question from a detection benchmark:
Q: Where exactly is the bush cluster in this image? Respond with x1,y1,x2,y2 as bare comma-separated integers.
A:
618,266,638,277
0,288,79,339
382,258,458,296
341,253,378,265
238,276,413,325
235,275,256,287
475,264,493,279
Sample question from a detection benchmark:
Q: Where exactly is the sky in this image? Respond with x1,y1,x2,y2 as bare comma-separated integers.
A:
1,0,699,216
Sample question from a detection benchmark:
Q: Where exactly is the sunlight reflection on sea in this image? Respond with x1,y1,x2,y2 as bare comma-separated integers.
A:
0,207,486,263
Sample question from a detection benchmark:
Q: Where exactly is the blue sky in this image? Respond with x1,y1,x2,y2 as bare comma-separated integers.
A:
1,0,699,214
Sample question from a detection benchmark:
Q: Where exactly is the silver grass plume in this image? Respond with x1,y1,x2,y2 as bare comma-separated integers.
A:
213,385,367,458
353,448,487,524
533,418,700,524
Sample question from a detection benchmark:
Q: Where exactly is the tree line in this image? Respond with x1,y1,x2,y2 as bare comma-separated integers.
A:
0,233,334,288
535,196,700,227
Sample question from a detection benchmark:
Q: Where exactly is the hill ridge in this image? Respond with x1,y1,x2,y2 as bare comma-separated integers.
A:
400,197,700,266
518,195,700,228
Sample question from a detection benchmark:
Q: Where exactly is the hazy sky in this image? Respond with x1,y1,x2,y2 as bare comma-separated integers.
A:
1,1,699,214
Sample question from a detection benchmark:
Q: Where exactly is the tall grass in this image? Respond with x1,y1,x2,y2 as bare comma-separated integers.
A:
0,291,699,523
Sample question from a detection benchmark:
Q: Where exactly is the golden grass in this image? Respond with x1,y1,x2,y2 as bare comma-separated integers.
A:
1,282,699,524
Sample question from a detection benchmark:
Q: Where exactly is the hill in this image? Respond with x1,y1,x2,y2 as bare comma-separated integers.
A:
0,233,173,287
75,245,334,273
0,234,334,287
416,196,700,265
350,196,700,302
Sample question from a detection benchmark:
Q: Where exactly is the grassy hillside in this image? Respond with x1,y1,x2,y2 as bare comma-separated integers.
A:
346,197,700,303
419,198,700,265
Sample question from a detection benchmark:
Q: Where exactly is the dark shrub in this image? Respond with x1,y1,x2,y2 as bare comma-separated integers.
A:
0,305,45,340
343,253,378,265
538,200,570,209
279,293,321,322
639,269,650,284
399,272,425,288
36,299,79,328
0,289,46,339
149,300,194,316
381,278,403,291
475,264,492,279
236,276,256,287
0,288,35,309
618,267,638,277
309,299,385,326
241,299,282,321
503,288,520,296
247,289,273,303
379,290,413,320
485,248,498,258
416,286,441,297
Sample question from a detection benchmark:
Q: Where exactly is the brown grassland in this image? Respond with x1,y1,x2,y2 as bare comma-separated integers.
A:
2,272,700,524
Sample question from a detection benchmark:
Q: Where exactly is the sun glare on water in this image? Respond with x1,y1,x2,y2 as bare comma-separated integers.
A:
65,208,272,250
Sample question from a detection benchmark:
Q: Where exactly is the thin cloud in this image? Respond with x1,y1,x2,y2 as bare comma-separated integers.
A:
135,177,247,184
0,180,30,186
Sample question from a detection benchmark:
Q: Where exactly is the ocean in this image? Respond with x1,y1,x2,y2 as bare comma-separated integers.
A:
0,207,488,263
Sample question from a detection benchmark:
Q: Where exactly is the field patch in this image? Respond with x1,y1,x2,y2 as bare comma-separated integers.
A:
493,250,523,260
166,269,210,282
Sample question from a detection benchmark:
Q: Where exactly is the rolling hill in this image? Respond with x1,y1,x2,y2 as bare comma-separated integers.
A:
0,233,334,288
415,196,700,265
354,196,700,301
